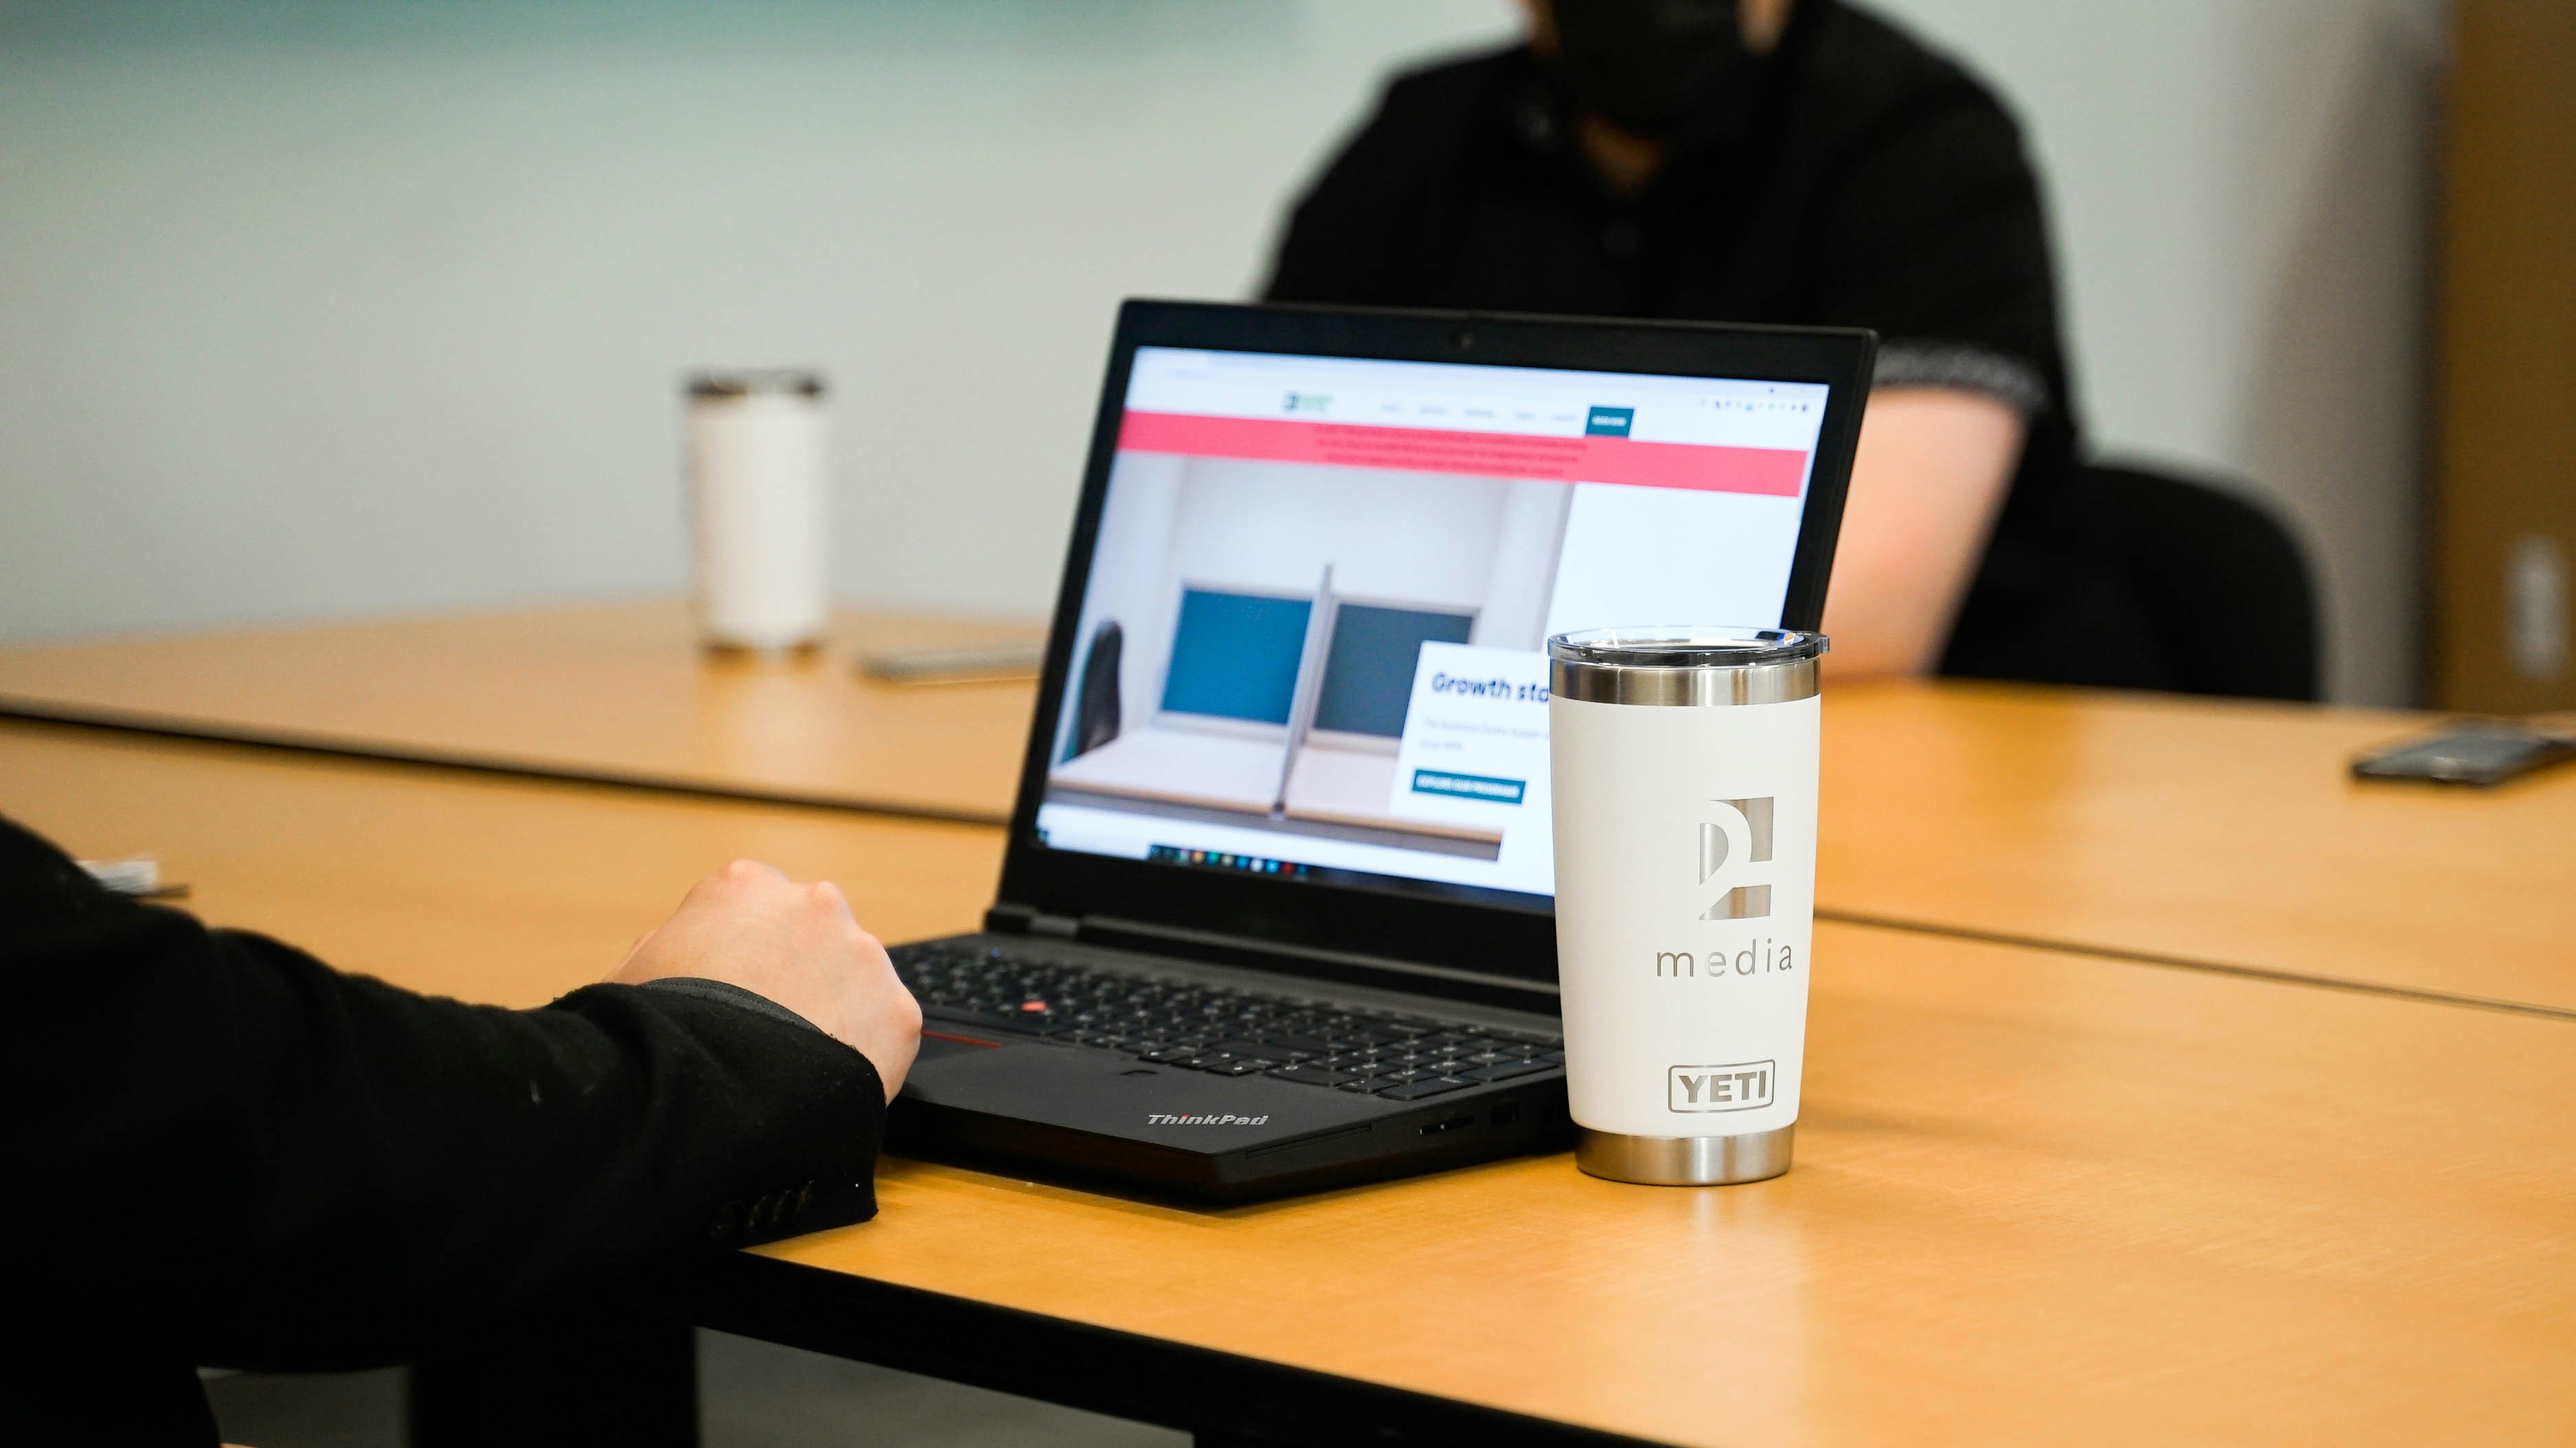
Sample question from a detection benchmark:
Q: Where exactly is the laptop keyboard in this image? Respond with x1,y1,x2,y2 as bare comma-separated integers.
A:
891,940,1563,1102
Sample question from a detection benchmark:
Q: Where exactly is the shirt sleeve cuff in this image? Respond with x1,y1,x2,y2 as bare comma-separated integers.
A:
1870,341,2050,417
640,976,824,1035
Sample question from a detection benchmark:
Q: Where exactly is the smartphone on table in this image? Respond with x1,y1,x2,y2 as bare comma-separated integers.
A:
2351,721,2576,787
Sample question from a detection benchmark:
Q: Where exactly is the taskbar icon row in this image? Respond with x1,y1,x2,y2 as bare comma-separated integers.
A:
1147,844,1313,879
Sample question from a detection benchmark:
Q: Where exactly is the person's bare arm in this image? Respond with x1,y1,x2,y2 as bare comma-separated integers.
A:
1819,387,2026,677
610,859,922,1100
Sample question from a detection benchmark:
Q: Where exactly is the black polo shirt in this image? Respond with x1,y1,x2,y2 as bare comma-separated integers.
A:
1262,0,2096,673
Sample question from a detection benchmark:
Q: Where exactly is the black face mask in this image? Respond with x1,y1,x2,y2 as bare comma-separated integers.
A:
1548,0,1751,138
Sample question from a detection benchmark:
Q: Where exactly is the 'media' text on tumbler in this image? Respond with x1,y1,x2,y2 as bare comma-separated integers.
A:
1653,938,1795,977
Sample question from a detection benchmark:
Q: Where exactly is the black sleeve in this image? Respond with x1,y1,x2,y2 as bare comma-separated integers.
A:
1262,87,1418,305
0,813,886,1371
1262,55,1501,307
1800,85,2068,411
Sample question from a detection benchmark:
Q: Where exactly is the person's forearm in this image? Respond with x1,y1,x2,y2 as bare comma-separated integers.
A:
1,815,885,1370
188,936,888,1367
1819,387,2025,676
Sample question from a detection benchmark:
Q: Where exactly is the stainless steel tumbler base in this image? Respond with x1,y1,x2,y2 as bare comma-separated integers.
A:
1575,1124,1795,1185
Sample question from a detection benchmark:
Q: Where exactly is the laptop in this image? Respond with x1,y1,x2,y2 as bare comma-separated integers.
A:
885,300,1873,1201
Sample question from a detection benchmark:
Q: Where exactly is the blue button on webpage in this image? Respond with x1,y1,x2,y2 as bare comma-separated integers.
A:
1410,770,1527,804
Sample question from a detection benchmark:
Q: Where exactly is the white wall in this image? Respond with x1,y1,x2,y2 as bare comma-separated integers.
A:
1165,460,1508,609
1874,0,2445,704
0,0,2443,703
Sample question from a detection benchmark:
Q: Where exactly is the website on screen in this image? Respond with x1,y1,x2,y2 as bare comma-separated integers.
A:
1035,346,1830,905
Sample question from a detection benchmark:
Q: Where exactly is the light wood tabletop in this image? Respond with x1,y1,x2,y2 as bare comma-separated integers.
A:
6,721,2569,1447
1819,680,2576,1017
0,599,1040,824
0,718,1003,1007
8,603,2574,1016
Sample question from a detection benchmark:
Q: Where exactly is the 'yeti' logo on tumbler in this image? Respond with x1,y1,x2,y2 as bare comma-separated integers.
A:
1699,797,1775,919
1670,1061,1776,1112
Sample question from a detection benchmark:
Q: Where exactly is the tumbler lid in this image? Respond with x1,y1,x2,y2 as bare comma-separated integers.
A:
1548,626,1827,706
1547,626,1828,669
688,368,825,400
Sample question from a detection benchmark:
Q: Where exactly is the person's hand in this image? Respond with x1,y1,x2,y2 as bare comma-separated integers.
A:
609,860,921,1100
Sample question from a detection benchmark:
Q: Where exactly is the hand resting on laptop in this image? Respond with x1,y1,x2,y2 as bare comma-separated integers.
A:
612,858,924,1100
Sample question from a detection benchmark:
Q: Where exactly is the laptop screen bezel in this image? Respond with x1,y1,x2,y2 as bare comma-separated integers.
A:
996,299,1875,993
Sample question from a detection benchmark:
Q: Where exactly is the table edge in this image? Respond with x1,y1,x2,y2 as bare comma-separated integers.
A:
668,1249,1670,1448
0,699,1013,828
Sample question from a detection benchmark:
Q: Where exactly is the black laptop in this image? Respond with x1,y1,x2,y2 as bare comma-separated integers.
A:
885,300,1872,1201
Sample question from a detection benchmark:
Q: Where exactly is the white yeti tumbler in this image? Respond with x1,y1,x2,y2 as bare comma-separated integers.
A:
687,369,829,652
1548,627,1826,1185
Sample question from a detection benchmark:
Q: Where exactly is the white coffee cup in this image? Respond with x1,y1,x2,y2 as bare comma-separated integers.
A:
687,370,829,652
1547,626,1826,1185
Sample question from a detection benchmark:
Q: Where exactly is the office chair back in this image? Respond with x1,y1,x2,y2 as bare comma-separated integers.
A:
1942,462,2321,702
1069,619,1124,759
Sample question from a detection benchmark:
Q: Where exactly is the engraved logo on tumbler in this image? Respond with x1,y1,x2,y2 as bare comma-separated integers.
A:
1698,797,1774,919
1669,1061,1776,1112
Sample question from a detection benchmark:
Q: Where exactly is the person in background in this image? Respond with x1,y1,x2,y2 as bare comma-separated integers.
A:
2,815,921,1443
1267,0,2131,681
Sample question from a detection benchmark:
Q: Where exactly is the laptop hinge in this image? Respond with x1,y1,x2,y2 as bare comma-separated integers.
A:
985,903,1083,940
979,905,1556,1015
1084,914,1556,1015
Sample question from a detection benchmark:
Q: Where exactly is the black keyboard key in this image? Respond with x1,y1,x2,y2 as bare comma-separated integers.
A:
1215,1039,1308,1063
1339,1074,1410,1094
1267,1067,1361,1088
1378,1077,1474,1100
923,1006,1056,1037
1468,1060,1556,1083
1205,1059,1268,1077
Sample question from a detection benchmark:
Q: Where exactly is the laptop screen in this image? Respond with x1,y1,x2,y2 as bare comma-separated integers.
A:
1033,343,1833,912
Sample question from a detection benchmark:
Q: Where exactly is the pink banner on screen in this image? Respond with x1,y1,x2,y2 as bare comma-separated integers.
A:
1115,411,1806,497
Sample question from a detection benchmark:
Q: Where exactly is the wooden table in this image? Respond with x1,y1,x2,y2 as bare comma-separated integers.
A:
1819,681,2576,1017
0,719,1004,1005
9,720,2571,1447
0,599,1040,824
10,604,2575,1016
